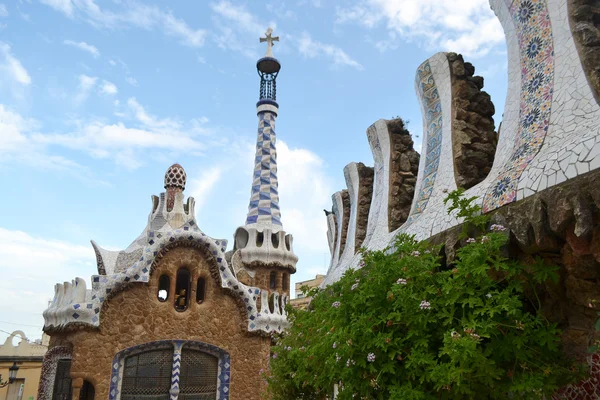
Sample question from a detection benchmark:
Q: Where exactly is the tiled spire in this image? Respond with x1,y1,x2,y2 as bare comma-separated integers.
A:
245,28,283,231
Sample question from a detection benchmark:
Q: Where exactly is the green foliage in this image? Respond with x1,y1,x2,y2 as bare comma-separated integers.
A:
266,190,581,399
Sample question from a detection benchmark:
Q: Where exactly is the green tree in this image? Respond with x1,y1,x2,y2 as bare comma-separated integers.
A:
266,190,582,399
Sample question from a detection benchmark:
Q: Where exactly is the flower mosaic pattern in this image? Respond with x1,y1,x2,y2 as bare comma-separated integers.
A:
408,61,443,220
482,0,554,212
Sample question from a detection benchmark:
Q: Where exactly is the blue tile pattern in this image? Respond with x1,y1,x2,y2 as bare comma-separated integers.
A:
407,61,443,222
483,0,554,212
109,340,231,400
245,110,283,227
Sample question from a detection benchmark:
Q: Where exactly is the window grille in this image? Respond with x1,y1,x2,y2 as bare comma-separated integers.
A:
179,349,218,400
120,349,172,400
52,359,72,400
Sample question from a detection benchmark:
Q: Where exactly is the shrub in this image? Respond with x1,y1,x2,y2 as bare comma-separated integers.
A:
266,191,581,399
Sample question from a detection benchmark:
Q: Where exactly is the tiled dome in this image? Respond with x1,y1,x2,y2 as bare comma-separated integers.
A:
164,163,186,190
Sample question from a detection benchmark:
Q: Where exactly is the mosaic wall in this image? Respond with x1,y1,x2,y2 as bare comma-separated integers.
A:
482,0,555,212
408,60,443,220
245,109,283,229
37,346,72,400
109,340,231,400
324,0,600,285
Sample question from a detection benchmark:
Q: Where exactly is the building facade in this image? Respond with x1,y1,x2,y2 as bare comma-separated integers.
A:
38,29,296,400
289,275,325,309
0,331,48,400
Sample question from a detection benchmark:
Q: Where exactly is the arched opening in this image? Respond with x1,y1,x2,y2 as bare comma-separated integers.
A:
256,231,264,247
281,273,288,292
285,235,291,251
175,268,191,312
234,227,249,250
269,271,276,290
157,275,170,302
79,380,95,400
271,233,279,248
52,359,72,400
196,277,206,304
268,293,276,314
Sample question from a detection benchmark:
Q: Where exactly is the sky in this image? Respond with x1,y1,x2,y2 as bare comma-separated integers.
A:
0,0,508,343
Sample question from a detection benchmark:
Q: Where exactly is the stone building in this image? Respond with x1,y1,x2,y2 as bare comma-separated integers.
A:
38,29,296,400
289,274,325,309
0,331,48,400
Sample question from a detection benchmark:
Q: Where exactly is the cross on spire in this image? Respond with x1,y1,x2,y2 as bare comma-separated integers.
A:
260,27,279,58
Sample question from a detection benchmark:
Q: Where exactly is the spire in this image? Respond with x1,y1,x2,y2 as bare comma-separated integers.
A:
245,28,283,231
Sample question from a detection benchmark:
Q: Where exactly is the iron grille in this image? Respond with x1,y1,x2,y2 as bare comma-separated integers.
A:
178,349,218,400
52,359,72,400
121,349,172,400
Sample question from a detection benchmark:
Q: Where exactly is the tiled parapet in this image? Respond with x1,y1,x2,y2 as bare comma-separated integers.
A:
324,0,600,286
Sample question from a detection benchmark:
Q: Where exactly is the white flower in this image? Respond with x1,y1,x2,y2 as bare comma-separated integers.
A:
419,300,431,310
411,250,421,257
396,278,407,285
332,301,341,308
486,293,492,298
351,283,359,290
466,238,476,244
367,353,376,362
490,224,507,232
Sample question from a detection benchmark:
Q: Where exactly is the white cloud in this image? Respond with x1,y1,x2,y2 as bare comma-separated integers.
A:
125,76,138,86
335,0,504,58
189,166,223,214
63,39,100,58
210,1,275,59
0,4,8,17
0,41,31,85
100,79,117,94
276,140,332,254
75,73,97,103
0,227,95,341
41,0,206,48
297,32,364,71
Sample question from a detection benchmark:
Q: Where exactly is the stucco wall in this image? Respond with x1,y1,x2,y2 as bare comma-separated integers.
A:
47,246,270,400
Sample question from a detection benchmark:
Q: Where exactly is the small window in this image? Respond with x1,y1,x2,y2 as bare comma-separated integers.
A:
175,268,191,312
79,380,95,400
268,293,276,314
269,271,276,290
285,235,291,251
282,273,288,292
157,275,170,302
271,233,279,248
257,232,264,247
196,278,206,304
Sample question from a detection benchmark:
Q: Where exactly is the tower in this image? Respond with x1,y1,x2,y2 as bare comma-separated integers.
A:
231,28,298,299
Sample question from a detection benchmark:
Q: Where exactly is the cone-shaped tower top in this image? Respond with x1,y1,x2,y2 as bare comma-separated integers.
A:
244,28,283,231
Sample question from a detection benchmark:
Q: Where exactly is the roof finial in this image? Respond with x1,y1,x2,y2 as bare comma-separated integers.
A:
260,27,279,58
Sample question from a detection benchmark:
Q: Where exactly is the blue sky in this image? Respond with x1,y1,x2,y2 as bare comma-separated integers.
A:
0,0,508,342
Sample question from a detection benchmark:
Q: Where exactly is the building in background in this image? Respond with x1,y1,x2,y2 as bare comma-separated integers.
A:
290,274,325,309
0,331,48,400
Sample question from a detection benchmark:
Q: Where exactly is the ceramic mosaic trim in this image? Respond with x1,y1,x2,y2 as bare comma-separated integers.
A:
408,60,443,221
109,340,231,400
43,192,289,335
37,346,72,400
482,0,554,212
246,110,282,228
552,353,600,399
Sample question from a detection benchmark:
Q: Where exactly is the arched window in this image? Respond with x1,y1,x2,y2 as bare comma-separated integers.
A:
268,293,276,314
52,359,72,400
256,231,264,247
175,268,191,312
180,349,218,398
157,275,170,302
269,271,276,290
79,380,95,400
282,273,288,292
196,277,206,304
120,349,172,400
271,233,279,248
